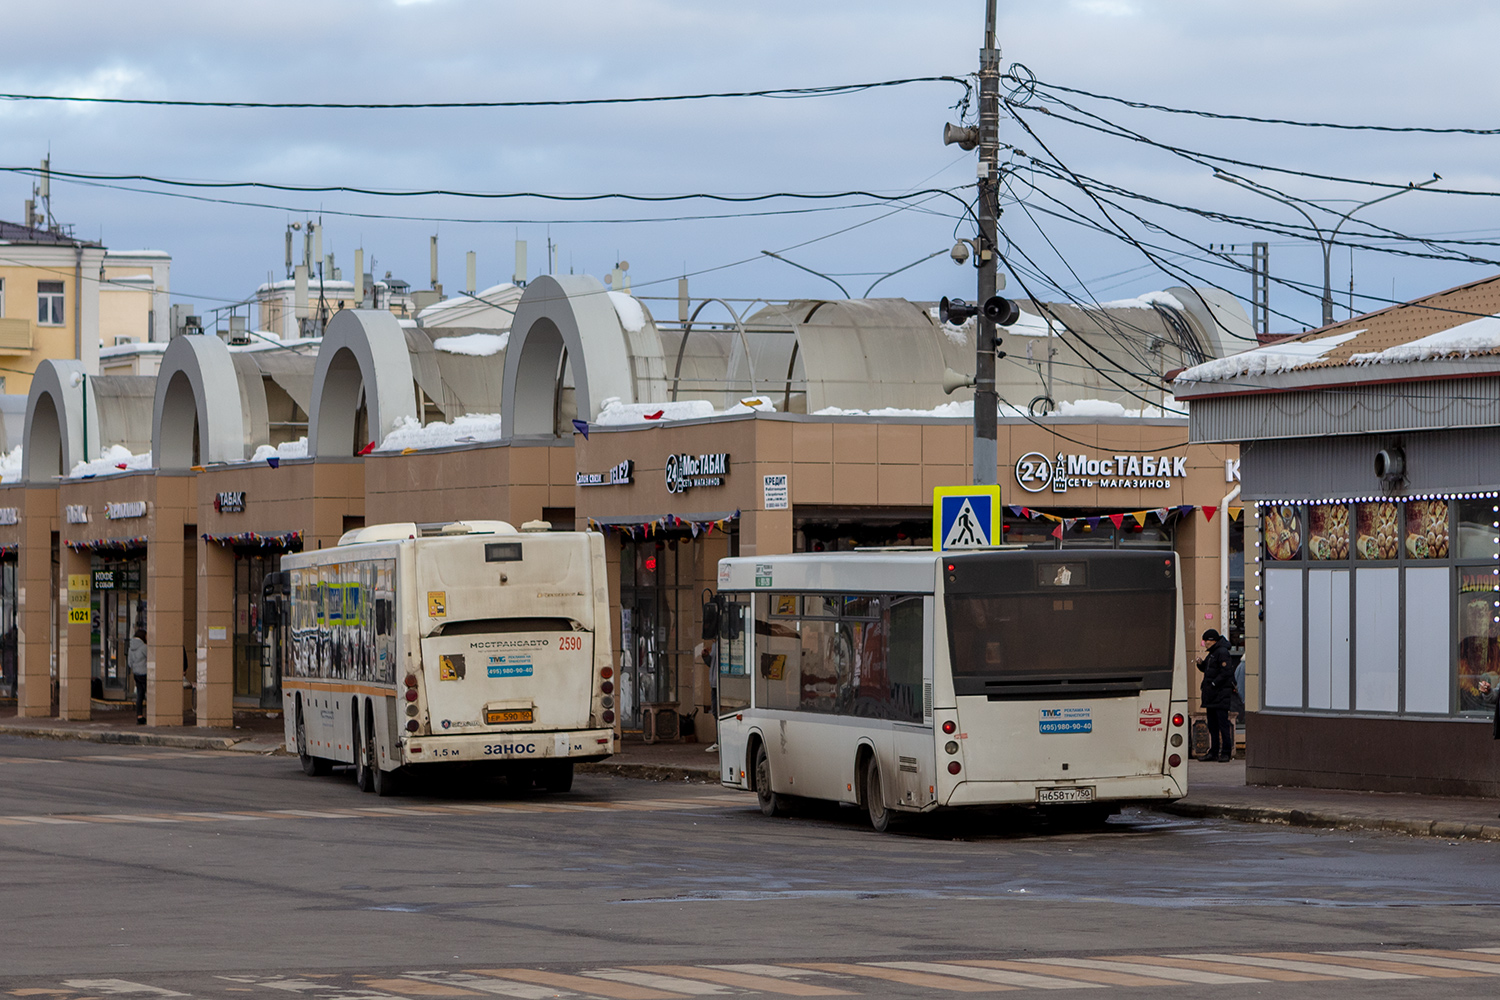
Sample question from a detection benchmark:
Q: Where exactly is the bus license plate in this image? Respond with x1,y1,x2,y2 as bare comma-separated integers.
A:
486,708,534,725
1037,786,1095,804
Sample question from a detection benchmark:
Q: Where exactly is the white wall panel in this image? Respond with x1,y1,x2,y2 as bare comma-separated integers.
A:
1264,569,1303,708
1355,568,1400,712
1405,566,1452,714
1331,570,1351,710
1307,570,1332,709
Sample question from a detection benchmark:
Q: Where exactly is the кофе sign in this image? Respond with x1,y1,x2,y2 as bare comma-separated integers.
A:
666,452,729,494
1016,450,1188,494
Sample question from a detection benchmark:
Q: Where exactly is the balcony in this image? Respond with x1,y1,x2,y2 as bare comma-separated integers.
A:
0,317,32,352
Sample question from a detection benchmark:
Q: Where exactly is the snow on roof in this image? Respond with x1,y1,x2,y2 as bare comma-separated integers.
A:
376,414,505,452
593,395,776,426
71,445,151,479
252,438,308,462
105,250,171,258
1101,290,1185,310
814,397,1184,419
100,341,169,358
1349,315,1500,365
608,291,646,333
432,332,508,357
0,445,20,484
416,283,521,320
1175,331,1362,384
256,278,357,293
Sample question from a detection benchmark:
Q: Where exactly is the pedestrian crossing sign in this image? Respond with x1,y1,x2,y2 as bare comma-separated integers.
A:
933,485,1001,551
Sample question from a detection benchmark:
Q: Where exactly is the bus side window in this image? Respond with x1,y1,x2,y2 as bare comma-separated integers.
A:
717,600,751,716
886,597,924,723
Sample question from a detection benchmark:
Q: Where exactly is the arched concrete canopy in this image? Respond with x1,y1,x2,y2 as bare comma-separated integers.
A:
502,275,655,439
308,309,418,457
22,359,100,482
152,334,253,470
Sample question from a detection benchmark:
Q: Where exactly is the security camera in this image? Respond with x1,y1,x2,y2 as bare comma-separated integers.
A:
950,241,971,265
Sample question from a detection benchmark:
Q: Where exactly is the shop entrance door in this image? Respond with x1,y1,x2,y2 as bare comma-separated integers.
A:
92,558,146,704
233,551,283,707
619,538,694,732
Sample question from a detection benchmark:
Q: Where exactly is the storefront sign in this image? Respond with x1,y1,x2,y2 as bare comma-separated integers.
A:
1015,451,1188,495
577,460,633,487
215,491,247,513
92,568,141,591
666,452,729,494
66,505,89,524
106,501,147,520
0,508,17,526
763,474,788,511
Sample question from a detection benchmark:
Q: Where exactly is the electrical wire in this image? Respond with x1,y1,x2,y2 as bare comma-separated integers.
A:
1016,72,1500,137
0,76,970,110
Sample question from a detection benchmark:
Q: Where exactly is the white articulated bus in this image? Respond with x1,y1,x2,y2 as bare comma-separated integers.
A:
274,521,616,795
711,548,1187,830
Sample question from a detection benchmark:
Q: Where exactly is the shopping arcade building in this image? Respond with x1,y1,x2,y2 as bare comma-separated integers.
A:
2,274,1242,742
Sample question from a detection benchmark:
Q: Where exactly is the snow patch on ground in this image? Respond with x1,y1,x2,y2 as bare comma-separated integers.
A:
71,445,152,478
377,414,505,452
1350,316,1500,365
608,291,646,333
0,445,20,483
1176,331,1361,384
251,438,308,462
433,332,509,357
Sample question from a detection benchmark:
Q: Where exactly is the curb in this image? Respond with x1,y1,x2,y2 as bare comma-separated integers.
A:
1157,799,1500,842
0,723,278,753
577,761,718,784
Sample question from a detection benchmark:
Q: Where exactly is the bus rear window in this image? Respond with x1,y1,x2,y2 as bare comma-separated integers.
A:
945,590,1174,696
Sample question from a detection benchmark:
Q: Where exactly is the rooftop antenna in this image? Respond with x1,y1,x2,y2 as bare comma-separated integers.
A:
513,239,527,287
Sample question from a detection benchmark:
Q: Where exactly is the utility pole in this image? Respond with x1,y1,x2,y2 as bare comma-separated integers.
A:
973,0,1001,487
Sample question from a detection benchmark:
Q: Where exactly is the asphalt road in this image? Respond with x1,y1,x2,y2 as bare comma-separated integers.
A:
4,735,1500,999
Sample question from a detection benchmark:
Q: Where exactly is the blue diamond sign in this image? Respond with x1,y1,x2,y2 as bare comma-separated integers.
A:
933,485,1001,552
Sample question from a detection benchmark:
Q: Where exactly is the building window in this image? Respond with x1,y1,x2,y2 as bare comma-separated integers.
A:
37,281,65,326
0,276,6,317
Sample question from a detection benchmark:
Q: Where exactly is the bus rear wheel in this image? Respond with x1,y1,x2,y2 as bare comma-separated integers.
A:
354,714,374,793
864,756,895,833
541,761,574,793
753,744,787,817
296,702,330,777
372,762,401,797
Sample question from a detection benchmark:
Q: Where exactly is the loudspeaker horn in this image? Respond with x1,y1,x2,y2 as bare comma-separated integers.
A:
942,367,976,395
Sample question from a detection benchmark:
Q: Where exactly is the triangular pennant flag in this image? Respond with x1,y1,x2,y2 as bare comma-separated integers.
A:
1051,523,1063,539
1203,505,1218,522
1063,518,1078,532
1154,507,1169,523
571,418,590,439
1132,510,1150,526
1021,507,1032,519
356,441,376,456
1109,513,1124,529
1087,516,1100,528
266,456,280,469
1008,505,1024,517
1177,505,1195,519
1230,506,1243,521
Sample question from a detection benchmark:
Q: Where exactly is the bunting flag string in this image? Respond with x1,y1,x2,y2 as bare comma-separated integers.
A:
0,544,16,558
202,530,304,551
1203,505,1218,522
585,510,741,541
66,536,148,554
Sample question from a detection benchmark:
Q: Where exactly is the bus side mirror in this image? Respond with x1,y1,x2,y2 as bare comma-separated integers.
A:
702,589,721,640
723,605,742,641
262,602,281,627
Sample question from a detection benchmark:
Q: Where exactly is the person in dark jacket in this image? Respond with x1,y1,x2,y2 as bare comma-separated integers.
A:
1197,628,1236,762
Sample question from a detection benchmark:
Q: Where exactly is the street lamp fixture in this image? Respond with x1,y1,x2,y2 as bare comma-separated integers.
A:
1213,171,1440,327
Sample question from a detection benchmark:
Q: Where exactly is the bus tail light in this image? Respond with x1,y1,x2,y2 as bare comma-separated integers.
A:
405,720,419,733
1168,753,1182,767
942,720,956,735
600,680,614,694
1171,713,1185,727
602,710,615,724
404,674,418,688
947,761,961,775
405,689,418,702
600,666,613,679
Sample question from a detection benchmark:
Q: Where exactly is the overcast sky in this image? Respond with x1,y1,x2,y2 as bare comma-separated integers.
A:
3,0,1498,334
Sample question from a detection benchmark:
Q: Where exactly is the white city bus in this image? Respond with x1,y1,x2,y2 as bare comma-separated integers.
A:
276,521,616,795
711,548,1187,830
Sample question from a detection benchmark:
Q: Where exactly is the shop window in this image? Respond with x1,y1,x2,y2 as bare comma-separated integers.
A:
1355,501,1399,560
1457,569,1500,712
1404,500,1449,559
1263,505,1302,561
1306,503,1349,560
1457,500,1500,561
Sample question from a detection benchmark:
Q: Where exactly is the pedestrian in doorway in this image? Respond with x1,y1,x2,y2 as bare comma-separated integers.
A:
129,627,148,724
1196,628,1236,762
